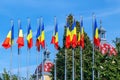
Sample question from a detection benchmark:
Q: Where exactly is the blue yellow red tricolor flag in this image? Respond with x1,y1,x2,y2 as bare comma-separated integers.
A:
27,23,33,49
71,20,77,48
65,21,71,49
54,23,59,50
17,23,24,48
80,18,84,49
51,31,55,44
94,18,100,47
2,24,14,49
51,22,59,50
36,24,41,51
77,24,81,47
40,22,45,49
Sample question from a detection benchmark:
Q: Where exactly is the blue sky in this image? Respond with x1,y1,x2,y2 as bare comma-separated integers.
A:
0,0,120,78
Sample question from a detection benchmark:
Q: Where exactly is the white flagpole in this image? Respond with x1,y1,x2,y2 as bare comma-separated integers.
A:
80,47,83,80
54,54,57,80
18,49,20,80
10,45,12,80
72,17,75,80
36,18,40,80
65,49,67,80
54,17,57,80
42,50,44,80
36,51,39,80
41,17,44,80
80,16,83,80
27,18,31,80
72,49,75,80
10,20,13,80
92,14,95,80
18,20,21,80
65,17,67,80
27,49,30,80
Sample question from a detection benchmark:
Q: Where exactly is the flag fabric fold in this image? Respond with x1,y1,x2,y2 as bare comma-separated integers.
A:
36,25,41,51
51,32,55,44
27,24,33,49
71,20,77,48
65,21,71,49
51,23,59,50
40,23,45,49
80,19,84,49
17,25,24,48
77,30,81,46
54,23,59,50
93,18,100,47
2,25,14,49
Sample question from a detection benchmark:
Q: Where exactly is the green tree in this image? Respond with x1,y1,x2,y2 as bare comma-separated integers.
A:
2,69,10,80
51,14,94,80
51,15,120,80
2,68,27,80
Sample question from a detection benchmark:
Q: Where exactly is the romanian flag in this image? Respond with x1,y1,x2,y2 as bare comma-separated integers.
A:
27,24,33,49
2,25,14,49
65,21,71,49
51,23,59,50
40,23,45,49
54,23,59,50
17,25,24,48
77,26,81,47
80,19,84,49
51,32,55,44
36,24,41,52
94,18,100,47
71,20,77,48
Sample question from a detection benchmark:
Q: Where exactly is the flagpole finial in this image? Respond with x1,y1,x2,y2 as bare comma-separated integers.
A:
54,16,56,22
80,16,83,21
37,18,40,26
10,19,14,27
18,19,21,26
40,17,43,25
100,20,102,25
10,19,13,23
40,16,43,26
27,18,30,25
92,13,96,19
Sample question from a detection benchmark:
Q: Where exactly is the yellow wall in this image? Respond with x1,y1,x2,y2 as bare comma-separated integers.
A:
40,75,51,80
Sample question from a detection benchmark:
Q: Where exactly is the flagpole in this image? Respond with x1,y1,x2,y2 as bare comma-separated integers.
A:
65,49,67,80
54,54,57,80
18,48,20,80
65,16,67,80
27,48,30,80
54,17,57,80
42,50,44,80
10,46,12,80
80,16,83,80
41,17,44,80
10,20,13,80
92,14,95,80
72,48,75,80
36,51,39,80
27,18,31,80
80,47,83,80
36,18,40,80
18,19,21,80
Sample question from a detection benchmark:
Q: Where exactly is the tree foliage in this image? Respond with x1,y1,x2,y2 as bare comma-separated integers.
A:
51,15,120,80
